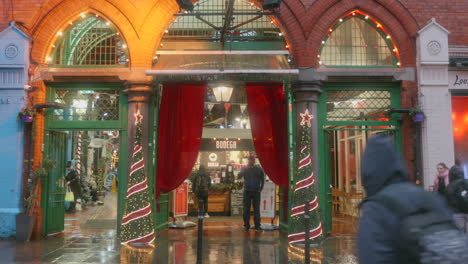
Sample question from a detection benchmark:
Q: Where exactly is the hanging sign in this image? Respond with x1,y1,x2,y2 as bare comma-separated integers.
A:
173,182,189,217
200,139,254,151
260,181,276,219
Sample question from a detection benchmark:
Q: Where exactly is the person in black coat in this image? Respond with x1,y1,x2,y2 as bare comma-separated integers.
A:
446,164,468,232
357,135,453,264
238,156,265,232
192,165,211,217
65,162,83,210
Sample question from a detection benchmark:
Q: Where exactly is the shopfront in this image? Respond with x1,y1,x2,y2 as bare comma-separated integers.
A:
450,71,468,178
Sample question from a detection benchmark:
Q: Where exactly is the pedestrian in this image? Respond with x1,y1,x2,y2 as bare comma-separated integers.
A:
238,156,265,232
446,164,468,233
65,162,83,211
433,162,449,195
192,165,211,218
357,135,468,264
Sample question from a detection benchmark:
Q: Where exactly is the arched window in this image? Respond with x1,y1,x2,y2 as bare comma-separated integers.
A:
49,13,128,66
319,11,399,67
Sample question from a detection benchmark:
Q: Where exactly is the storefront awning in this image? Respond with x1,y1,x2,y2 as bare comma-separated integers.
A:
146,50,298,81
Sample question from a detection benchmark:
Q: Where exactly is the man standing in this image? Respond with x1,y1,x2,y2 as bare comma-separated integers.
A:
238,156,265,232
192,165,211,218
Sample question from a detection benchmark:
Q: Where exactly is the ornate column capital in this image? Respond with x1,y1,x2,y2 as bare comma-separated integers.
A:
123,81,155,103
292,80,323,103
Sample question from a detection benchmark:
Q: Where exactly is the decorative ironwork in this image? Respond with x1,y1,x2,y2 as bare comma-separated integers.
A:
319,12,397,67
163,0,282,42
326,90,391,121
51,14,128,66
53,89,120,121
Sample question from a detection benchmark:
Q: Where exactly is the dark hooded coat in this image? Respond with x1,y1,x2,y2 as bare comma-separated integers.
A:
446,165,467,213
357,135,452,264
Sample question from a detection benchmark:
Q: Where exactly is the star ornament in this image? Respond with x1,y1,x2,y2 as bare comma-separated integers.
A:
134,109,143,125
300,109,313,127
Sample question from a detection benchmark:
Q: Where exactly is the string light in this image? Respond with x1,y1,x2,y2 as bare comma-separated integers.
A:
339,18,343,22
80,13,86,18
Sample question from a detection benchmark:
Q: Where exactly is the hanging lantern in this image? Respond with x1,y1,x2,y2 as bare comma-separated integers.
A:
207,102,215,112
240,104,247,113
224,103,232,113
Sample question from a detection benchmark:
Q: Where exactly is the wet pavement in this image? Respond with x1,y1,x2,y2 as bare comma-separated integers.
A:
0,225,357,264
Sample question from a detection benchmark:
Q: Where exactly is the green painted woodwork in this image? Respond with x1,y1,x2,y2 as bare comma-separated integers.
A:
42,130,67,235
317,82,401,233
149,85,169,232
43,82,129,236
280,84,294,232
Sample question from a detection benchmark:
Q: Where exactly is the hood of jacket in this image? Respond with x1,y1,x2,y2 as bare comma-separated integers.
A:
361,135,408,197
449,165,464,182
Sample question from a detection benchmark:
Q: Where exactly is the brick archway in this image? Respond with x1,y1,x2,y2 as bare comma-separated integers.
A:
30,0,179,68
278,0,419,67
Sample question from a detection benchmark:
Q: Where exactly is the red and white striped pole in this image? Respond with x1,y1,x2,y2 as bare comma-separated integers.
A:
76,131,82,177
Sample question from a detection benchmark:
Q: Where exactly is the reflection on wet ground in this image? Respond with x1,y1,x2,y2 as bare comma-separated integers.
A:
0,224,357,264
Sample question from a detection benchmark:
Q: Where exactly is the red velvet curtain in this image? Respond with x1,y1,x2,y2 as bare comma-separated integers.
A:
245,82,288,187
156,82,207,196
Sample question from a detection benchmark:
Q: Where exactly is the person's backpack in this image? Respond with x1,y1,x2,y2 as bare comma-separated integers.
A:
367,191,468,264
446,179,468,213
195,173,209,193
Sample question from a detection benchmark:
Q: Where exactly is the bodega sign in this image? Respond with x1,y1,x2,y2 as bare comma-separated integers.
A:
200,138,254,151
216,140,237,149
449,71,468,89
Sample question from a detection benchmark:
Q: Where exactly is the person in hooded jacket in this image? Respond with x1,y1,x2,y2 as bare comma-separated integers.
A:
357,135,453,264
445,164,468,233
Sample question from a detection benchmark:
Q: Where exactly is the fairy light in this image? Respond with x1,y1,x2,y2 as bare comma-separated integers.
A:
365,15,369,19
329,28,333,32
69,22,73,25
57,31,63,36
106,22,110,26
396,62,401,66
393,48,398,52
376,23,382,28
80,13,86,18
339,18,343,22
386,35,391,39
285,44,289,48
321,40,325,44
122,44,127,49
46,57,52,62
165,29,169,33
278,32,283,36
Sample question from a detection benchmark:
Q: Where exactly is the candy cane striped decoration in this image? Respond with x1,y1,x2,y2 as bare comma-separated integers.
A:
76,131,82,176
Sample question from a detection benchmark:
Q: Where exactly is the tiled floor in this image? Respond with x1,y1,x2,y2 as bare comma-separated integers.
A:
0,192,358,263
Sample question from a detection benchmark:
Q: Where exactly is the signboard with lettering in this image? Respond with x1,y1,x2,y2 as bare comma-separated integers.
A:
173,182,189,217
449,71,468,90
260,181,276,219
200,139,254,151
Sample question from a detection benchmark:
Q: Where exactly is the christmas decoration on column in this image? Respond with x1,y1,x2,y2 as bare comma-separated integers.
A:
288,109,323,244
120,110,155,245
